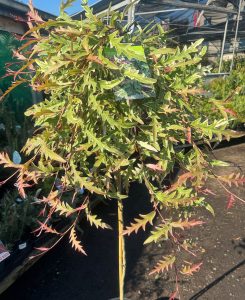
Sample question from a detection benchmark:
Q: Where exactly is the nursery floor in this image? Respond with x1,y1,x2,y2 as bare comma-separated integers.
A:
1,143,245,300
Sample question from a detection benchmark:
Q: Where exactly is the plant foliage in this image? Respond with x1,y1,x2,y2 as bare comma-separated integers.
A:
0,1,244,295
195,57,245,127
0,31,33,153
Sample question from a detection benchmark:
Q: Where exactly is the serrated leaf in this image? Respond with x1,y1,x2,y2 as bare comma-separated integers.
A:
151,48,175,57
44,147,66,163
69,227,87,255
144,223,172,244
146,164,164,172
227,194,235,209
55,201,74,216
124,69,156,85
171,219,204,230
0,152,21,169
218,172,245,187
87,213,112,230
0,80,27,102
123,211,156,235
33,221,61,235
149,255,176,275
180,262,203,276
60,0,76,12
100,78,124,90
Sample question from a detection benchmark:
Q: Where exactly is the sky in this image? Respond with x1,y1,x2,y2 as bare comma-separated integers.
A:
21,0,100,16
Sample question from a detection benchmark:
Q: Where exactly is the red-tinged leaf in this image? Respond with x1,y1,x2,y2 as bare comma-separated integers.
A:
13,59,35,80
0,152,19,168
5,62,17,68
149,255,176,275
224,108,237,117
177,172,193,186
168,172,193,192
75,204,87,213
123,211,156,236
18,39,37,52
27,11,44,23
200,188,216,196
186,127,192,144
13,50,26,61
17,182,26,199
146,164,164,172
13,33,25,41
33,221,61,235
38,208,46,217
0,80,27,102
227,194,235,209
35,247,50,252
181,262,203,276
164,66,172,73
172,219,204,230
69,227,87,255
15,170,36,199
27,0,44,23
218,173,245,187
87,55,103,65
169,291,178,300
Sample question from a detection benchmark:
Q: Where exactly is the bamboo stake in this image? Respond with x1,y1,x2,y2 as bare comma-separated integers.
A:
117,175,126,300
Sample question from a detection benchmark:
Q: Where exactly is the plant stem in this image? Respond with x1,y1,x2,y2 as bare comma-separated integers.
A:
117,175,125,300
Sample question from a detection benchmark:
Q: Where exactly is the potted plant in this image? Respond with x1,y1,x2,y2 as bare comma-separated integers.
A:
0,1,244,299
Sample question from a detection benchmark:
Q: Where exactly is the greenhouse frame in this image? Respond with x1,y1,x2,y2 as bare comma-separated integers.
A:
73,0,245,73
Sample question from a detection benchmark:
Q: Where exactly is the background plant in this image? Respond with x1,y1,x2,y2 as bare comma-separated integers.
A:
0,1,244,299
192,57,245,127
0,30,34,154
0,191,41,250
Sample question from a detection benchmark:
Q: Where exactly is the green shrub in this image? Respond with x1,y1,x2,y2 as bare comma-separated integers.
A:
196,58,245,126
0,31,33,153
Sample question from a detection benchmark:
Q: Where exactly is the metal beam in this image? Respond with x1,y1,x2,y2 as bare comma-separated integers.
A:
96,0,130,17
128,0,136,25
149,0,242,15
135,8,188,15
218,17,229,73
0,0,55,19
230,0,243,71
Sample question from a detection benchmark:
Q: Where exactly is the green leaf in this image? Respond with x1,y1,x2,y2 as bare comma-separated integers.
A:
44,147,66,163
210,160,230,167
55,201,74,216
61,0,77,13
124,69,156,85
87,213,112,229
100,78,124,90
204,202,215,216
138,141,158,152
144,223,172,244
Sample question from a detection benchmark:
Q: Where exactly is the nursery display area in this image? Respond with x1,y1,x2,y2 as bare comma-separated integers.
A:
0,1,244,299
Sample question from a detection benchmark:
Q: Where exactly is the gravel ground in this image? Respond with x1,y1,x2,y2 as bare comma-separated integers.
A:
1,144,245,300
